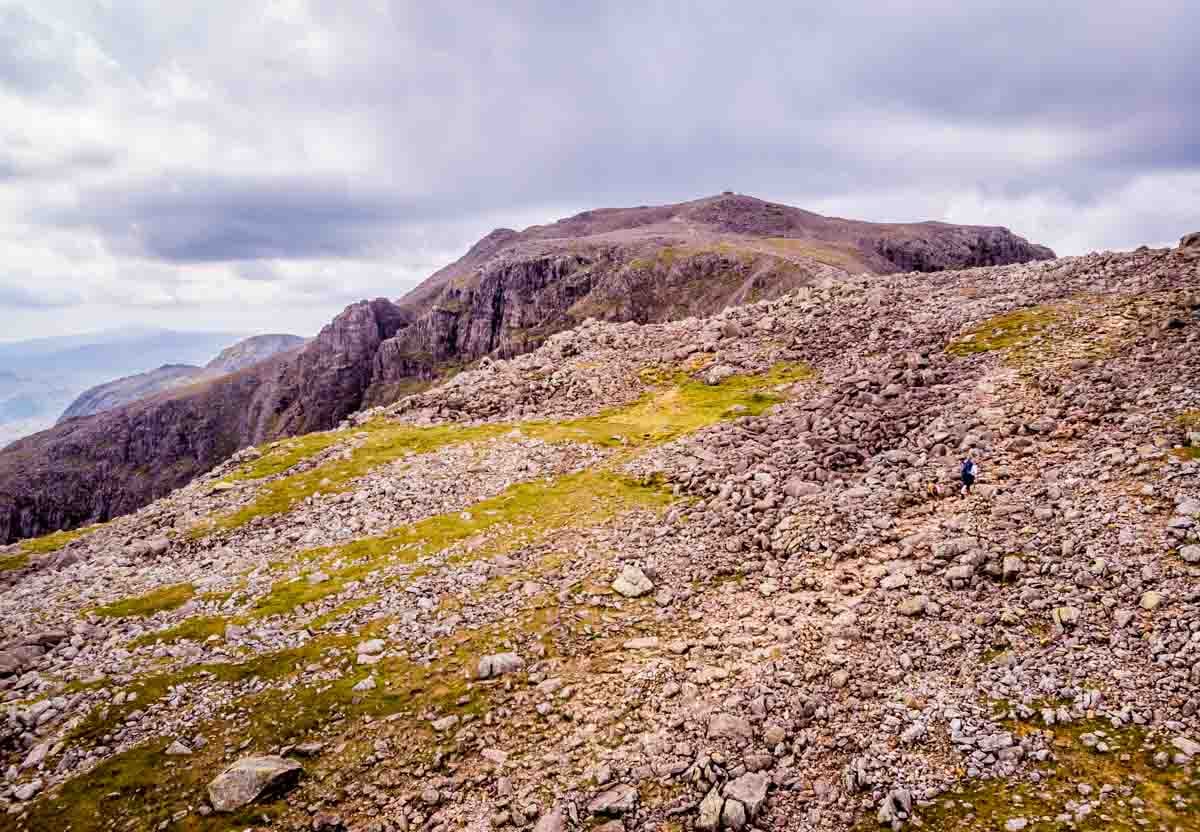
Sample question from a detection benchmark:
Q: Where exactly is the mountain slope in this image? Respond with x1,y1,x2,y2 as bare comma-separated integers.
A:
0,242,1196,832
0,194,1053,544
57,334,306,423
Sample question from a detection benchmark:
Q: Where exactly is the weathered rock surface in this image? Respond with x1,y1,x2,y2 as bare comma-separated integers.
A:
207,756,303,812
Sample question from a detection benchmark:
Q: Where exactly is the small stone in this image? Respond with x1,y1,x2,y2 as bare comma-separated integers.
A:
1172,736,1200,757
14,779,42,801
357,639,385,655
352,676,376,692
707,713,753,745
532,807,565,832
587,783,639,816
165,740,193,756
1052,606,1080,628
476,652,524,680
611,564,654,598
696,786,724,832
723,771,768,818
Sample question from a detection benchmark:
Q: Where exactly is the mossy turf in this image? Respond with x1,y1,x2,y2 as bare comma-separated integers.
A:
29,601,581,832
196,421,514,535
131,615,231,647
759,237,872,272
95,583,195,618
883,717,1200,831
0,552,29,572
947,307,1060,356
198,361,812,537
252,468,673,619
18,525,95,555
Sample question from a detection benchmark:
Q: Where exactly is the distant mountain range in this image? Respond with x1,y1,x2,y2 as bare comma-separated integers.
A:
58,334,307,422
0,329,304,447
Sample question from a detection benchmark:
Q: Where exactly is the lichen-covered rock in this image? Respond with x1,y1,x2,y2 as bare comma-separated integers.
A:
207,756,302,812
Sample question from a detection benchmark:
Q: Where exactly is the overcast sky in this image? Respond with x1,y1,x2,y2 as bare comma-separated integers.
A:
1,1,1196,340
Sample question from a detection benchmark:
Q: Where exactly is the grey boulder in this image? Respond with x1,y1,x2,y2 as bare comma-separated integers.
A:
207,755,303,812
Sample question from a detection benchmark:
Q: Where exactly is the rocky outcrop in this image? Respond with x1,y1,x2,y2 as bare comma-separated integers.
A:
0,194,1054,544
57,334,306,423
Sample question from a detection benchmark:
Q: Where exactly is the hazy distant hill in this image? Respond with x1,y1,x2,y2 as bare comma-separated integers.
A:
57,334,307,423
0,328,247,447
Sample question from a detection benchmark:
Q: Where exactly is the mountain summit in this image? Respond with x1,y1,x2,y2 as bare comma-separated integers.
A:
0,194,1053,545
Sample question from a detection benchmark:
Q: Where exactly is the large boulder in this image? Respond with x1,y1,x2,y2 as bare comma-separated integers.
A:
207,756,303,812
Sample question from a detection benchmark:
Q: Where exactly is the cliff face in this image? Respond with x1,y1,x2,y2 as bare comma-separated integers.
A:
0,194,1055,543
0,302,401,542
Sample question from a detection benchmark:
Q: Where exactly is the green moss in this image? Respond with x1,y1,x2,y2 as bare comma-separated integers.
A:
307,596,378,629
889,716,1200,831
525,361,813,448
226,431,346,482
0,552,29,572
19,524,97,555
197,362,811,540
760,237,871,272
253,469,673,619
131,616,230,647
94,584,195,618
197,421,513,534
35,603,568,832
947,307,1060,356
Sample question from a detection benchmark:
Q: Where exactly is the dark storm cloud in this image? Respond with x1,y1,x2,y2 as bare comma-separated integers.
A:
46,177,458,262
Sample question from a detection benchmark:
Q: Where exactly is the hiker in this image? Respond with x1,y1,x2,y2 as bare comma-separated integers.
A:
960,455,978,496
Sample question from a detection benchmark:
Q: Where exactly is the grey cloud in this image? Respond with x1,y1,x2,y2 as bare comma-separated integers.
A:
0,6,79,96
0,0,1197,334
0,279,81,308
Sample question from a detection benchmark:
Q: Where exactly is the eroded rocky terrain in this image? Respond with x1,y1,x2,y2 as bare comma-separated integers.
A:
0,193,1052,545
1,239,1198,832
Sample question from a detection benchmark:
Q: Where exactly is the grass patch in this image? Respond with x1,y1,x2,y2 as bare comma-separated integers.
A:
35,601,576,832
196,362,812,538
0,552,29,572
19,525,97,555
525,361,813,448
252,469,674,619
947,307,1060,356
95,584,195,619
196,421,514,535
308,596,378,630
760,237,872,272
132,616,230,647
890,716,1199,831
226,431,347,482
